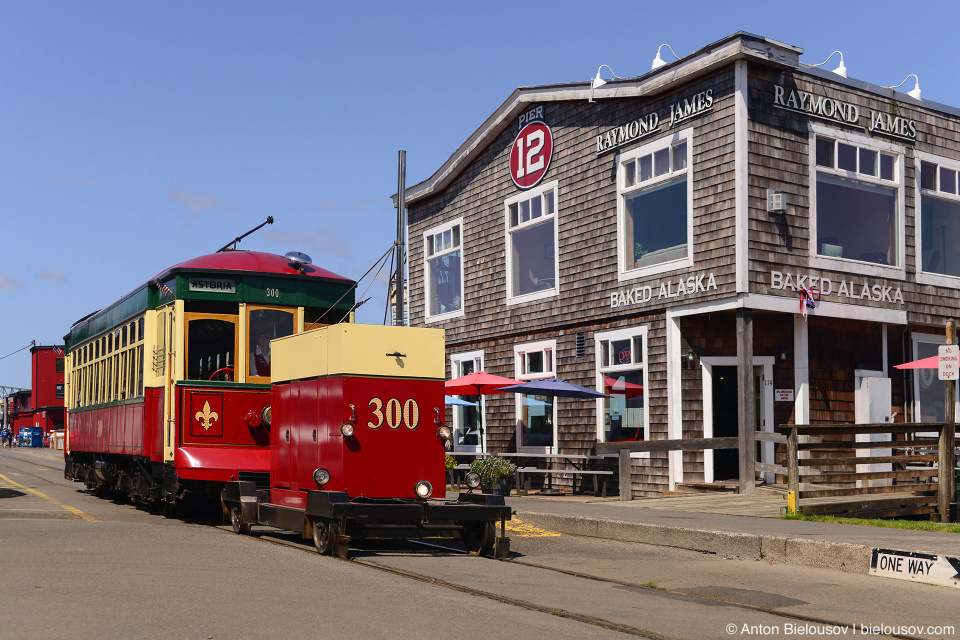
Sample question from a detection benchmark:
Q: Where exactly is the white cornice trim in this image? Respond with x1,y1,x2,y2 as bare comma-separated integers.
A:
399,32,801,207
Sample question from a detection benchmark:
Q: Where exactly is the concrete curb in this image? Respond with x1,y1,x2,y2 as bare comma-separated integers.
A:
515,510,872,574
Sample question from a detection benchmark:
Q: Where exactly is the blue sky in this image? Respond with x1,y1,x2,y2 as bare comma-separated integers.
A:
2,0,958,389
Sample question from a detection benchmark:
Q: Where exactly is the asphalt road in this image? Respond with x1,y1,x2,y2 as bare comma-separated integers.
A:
1,448,957,640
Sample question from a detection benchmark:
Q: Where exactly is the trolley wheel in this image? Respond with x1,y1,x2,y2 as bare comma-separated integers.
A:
460,521,496,557
230,506,250,535
312,517,339,555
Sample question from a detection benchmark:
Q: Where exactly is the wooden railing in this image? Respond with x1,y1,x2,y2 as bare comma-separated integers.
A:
779,423,957,522
597,437,741,501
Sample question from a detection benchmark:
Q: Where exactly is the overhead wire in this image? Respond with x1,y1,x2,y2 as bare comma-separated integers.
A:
305,243,398,331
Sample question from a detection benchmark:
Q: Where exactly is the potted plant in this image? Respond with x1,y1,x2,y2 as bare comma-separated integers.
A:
469,456,517,495
445,454,457,488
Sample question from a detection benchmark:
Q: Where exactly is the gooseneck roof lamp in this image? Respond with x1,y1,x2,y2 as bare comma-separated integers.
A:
589,64,621,102
651,43,680,70
806,50,847,78
884,74,922,101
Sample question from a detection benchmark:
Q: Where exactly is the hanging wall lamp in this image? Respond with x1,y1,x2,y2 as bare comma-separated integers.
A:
589,64,621,102
806,51,847,78
884,74,922,101
651,44,680,70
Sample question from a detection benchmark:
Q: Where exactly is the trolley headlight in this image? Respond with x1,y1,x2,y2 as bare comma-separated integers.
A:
464,472,481,490
313,468,331,487
340,423,355,437
261,405,272,428
414,480,433,499
437,426,452,440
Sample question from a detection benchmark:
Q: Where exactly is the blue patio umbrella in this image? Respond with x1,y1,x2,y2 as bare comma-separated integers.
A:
498,377,611,399
499,377,611,494
444,395,478,407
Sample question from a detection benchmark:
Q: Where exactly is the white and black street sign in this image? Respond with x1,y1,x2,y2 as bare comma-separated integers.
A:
870,548,960,588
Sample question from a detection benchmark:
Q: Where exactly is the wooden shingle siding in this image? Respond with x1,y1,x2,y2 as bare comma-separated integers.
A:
409,68,739,355
409,44,960,497
748,65,960,330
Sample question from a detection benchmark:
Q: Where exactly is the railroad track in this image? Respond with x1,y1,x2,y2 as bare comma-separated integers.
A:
223,529,927,640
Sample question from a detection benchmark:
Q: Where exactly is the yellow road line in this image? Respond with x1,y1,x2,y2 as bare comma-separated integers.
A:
0,473,98,522
506,518,561,538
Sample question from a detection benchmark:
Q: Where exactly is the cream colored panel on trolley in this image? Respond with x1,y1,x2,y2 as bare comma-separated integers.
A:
272,324,445,383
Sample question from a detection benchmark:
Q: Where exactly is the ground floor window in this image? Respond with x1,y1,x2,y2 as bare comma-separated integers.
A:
514,340,556,451
595,327,646,443
911,333,958,422
451,350,483,452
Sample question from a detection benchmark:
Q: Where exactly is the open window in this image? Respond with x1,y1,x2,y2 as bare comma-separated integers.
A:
247,306,299,383
185,313,237,382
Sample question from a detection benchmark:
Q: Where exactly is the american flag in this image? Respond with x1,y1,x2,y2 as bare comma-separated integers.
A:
156,279,174,298
53,347,63,356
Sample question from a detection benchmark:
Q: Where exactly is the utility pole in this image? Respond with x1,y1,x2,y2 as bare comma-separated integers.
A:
395,150,406,326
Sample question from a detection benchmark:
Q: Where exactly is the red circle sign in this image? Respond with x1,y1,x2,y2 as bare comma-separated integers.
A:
509,121,553,189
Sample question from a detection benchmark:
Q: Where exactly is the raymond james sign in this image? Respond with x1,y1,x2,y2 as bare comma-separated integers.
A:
597,89,713,154
773,84,917,142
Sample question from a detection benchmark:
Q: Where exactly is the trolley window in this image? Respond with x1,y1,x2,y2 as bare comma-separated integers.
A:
247,307,298,382
185,313,237,381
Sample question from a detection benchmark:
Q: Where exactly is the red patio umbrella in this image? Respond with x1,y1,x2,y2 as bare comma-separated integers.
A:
894,356,939,370
444,371,520,395
444,371,520,453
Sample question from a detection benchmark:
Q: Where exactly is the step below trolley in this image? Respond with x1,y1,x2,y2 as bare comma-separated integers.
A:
222,323,510,558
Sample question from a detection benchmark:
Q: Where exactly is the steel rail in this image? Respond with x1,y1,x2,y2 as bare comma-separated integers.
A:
218,530,927,640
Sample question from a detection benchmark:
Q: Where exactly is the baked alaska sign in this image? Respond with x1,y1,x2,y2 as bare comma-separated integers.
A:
770,271,905,305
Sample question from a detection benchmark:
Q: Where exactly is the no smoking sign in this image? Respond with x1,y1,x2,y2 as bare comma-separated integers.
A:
938,344,959,380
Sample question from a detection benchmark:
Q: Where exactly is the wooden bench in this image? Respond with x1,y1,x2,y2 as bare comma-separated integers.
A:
515,467,613,498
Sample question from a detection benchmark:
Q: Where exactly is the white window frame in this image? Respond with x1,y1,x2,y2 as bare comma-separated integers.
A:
617,127,694,282
808,124,906,279
594,326,649,459
504,180,559,305
513,339,557,453
910,332,958,426
423,217,465,323
915,151,960,287
450,350,484,453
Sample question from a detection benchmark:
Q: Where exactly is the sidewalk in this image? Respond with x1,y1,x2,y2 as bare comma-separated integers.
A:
505,489,960,577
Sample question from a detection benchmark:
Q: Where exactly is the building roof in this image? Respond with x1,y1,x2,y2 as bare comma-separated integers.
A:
398,31,960,208
159,250,351,283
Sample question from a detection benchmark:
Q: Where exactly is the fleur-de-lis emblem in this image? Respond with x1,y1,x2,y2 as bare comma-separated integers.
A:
195,401,219,431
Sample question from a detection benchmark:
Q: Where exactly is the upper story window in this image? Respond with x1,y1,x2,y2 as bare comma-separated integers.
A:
811,127,904,272
917,153,960,282
423,219,464,321
618,128,693,280
505,180,558,304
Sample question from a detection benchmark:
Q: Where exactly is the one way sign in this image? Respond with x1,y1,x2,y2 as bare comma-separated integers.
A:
870,548,960,588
